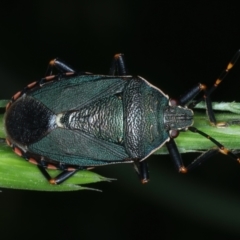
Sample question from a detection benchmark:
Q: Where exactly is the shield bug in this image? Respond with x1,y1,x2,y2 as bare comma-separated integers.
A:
4,52,240,185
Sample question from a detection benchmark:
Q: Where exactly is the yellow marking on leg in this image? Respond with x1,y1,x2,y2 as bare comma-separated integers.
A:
210,122,216,127
114,53,122,59
219,147,229,155
141,179,149,184
227,62,233,70
49,59,55,66
215,79,222,85
49,179,57,184
200,84,207,90
179,166,187,173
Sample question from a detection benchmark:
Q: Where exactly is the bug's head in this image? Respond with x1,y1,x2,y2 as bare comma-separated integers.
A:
163,105,193,132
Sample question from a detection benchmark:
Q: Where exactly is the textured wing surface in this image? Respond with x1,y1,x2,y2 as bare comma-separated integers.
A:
29,75,129,113
28,128,130,166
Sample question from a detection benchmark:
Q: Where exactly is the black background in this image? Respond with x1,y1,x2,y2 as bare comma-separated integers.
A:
1,1,240,239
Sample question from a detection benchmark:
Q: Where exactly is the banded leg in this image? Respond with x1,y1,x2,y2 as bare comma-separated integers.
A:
37,158,88,184
6,141,85,185
167,126,240,173
186,149,219,171
189,50,240,126
109,53,128,76
37,165,79,184
45,58,77,76
133,161,149,183
176,83,206,107
166,138,187,173
186,126,240,169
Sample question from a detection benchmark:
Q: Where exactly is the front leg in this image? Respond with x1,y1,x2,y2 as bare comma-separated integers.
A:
189,50,240,126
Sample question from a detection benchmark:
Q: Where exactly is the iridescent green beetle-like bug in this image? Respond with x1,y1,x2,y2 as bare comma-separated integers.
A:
4,52,240,184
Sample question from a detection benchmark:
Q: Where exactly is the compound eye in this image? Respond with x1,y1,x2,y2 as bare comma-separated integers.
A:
169,98,178,107
169,129,179,138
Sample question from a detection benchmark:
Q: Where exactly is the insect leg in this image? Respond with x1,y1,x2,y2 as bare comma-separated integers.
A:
109,53,128,76
186,149,219,171
176,83,206,107
45,58,77,76
133,161,149,183
167,126,239,172
185,126,240,171
166,138,187,173
190,50,240,126
37,164,80,185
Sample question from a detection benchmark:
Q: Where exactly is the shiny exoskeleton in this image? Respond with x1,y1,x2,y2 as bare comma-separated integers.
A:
4,52,240,184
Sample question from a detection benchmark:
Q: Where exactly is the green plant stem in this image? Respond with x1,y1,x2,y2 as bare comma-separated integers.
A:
1,101,240,191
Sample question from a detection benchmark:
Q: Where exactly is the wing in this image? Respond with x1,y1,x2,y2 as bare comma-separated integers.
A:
28,128,131,166
29,75,129,113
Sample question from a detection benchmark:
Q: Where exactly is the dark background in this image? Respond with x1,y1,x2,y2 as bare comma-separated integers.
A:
1,1,240,239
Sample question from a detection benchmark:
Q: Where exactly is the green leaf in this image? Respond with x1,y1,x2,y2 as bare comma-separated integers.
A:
0,142,113,191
